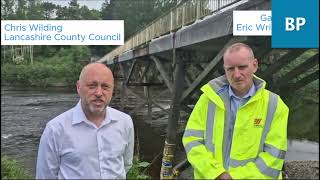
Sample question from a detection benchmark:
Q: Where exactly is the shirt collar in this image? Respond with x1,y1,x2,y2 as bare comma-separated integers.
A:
72,100,118,126
107,107,121,122
228,83,256,99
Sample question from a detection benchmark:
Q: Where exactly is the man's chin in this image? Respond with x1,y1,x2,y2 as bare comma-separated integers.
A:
89,106,106,115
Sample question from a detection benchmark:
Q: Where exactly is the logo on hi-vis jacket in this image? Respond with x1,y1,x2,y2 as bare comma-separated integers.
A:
254,118,263,128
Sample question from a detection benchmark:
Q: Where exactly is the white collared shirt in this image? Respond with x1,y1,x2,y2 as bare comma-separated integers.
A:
36,101,134,179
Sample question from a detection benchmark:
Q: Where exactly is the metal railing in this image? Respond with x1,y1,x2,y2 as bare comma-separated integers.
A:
99,0,239,63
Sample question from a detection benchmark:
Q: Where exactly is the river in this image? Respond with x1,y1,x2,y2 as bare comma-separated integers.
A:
1,86,319,178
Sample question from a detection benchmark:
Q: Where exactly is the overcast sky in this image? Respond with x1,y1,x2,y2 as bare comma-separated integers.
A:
43,0,105,10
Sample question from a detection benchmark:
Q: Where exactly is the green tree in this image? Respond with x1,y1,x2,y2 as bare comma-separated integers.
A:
41,2,56,19
68,0,81,19
79,6,101,20
1,0,15,19
56,6,69,20
15,0,28,19
27,0,45,20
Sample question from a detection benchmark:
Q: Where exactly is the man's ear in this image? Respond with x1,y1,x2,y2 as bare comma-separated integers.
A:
253,58,258,73
76,81,80,94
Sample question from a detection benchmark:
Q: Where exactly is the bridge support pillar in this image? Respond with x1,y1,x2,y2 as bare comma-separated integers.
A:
147,86,152,122
160,49,185,179
119,63,128,111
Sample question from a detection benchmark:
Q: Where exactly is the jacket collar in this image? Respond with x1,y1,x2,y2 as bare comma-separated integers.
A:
207,75,265,93
201,75,266,109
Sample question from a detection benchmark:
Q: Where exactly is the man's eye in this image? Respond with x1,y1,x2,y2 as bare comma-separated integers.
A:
227,67,234,71
88,85,96,89
102,85,111,90
238,66,247,70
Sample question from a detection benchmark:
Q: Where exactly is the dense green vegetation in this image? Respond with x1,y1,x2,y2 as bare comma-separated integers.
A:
1,155,31,179
1,46,89,87
127,156,150,179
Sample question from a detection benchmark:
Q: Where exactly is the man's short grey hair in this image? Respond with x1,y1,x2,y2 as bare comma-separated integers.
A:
224,42,255,59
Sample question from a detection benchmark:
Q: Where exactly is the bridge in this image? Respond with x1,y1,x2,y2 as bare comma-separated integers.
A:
96,0,319,178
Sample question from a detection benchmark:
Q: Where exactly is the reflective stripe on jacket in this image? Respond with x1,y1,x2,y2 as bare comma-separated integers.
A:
182,75,289,179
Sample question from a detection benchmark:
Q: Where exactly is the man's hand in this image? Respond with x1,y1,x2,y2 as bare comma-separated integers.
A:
216,172,232,180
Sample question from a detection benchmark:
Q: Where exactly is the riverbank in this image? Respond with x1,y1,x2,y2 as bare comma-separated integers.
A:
1,62,83,88
1,85,76,92
284,160,319,179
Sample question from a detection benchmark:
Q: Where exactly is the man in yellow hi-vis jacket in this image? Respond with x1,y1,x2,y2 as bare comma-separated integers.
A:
182,43,289,179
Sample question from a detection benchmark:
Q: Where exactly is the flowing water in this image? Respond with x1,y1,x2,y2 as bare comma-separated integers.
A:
1,86,318,178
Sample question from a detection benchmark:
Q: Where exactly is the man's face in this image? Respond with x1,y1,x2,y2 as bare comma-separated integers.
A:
77,66,114,116
223,48,258,97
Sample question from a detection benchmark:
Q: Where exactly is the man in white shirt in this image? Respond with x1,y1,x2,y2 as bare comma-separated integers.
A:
36,63,134,179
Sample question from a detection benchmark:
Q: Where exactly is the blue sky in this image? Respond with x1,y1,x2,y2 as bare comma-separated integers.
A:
43,0,105,10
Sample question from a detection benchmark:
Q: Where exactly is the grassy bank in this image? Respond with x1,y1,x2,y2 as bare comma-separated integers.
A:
1,155,31,179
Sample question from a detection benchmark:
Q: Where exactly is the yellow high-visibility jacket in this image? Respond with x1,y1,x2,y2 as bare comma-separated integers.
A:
182,75,289,179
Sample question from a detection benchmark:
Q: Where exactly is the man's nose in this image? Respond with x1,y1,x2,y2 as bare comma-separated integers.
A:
94,86,103,96
233,67,241,78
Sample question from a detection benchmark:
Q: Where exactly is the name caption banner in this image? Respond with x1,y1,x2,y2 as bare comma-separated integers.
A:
233,10,271,36
1,20,124,45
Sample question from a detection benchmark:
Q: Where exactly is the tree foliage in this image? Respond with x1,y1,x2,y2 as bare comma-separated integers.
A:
1,0,15,19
